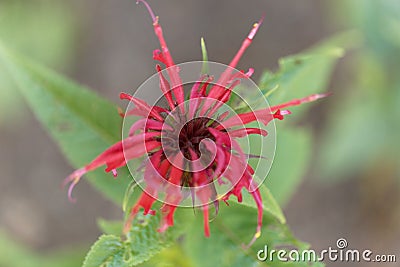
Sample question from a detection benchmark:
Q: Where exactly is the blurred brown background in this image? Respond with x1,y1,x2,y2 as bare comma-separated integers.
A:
0,0,399,266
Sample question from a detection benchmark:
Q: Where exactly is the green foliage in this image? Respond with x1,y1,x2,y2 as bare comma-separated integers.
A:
201,37,209,74
0,230,85,267
83,235,125,267
123,180,140,213
257,34,348,205
118,178,289,266
84,213,181,267
259,34,348,119
98,219,124,236
118,178,321,267
240,184,286,224
0,0,77,124
184,203,321,267
136,244,194,267
318,0,400,181
267,128,312,206
0,42,135,205
0,0,77,66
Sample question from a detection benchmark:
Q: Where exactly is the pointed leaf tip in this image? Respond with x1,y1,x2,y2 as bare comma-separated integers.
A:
201,37,209,74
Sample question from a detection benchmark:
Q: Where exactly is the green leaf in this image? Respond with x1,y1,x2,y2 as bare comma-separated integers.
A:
97,219,124,236
259,32,356,119
125,213,176,266
0,1,77,67
83,235,126,267
240,184,286,224
184,204,323,267
200,37,209,74
123,180,139,213
0,229,86,267
266,127,312,206
0,1,77,124
87,212,184,267
0,41,134,204
136,245,194,267
260,46,343,102
316,2,400,181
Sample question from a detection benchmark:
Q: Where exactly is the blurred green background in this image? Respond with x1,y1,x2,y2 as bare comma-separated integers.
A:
0,0,399,266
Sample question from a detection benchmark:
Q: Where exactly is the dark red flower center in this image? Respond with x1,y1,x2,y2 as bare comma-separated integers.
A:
178,117,216,157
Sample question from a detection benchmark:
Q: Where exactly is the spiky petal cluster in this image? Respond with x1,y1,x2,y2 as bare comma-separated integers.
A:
63,0,327,247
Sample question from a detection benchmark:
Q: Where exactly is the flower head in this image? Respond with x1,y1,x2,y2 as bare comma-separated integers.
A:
63,0,327,247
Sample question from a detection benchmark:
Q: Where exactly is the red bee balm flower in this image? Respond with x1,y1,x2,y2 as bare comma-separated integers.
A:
63,0,327,247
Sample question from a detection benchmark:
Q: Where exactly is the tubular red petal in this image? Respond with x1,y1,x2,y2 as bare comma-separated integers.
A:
188,99,199,120
64,132,161,199
123,139,161,164
138,1,185,110
270,93,330,112
189,149,210,186
208,17,264,99
158,158,172,179
132,192,157,216
217,109,290,130
246,164,255,175
146,119,169,131
158,204,178,233
168,153,184,186
214,145,227,181
162,156,184,212
122,107,149,118
218,111,230,121
189,75,207,99
63,168,87,203
199,97,219,117
191,169,207,187
207,80,240,117
230,111,258,127
120,92,164,121
153,49,166,64
138,192,157,215
117,107,125,118
104,141,161,172
209,68,254,105
216,111,258,129
123,105,167,119
200,76,213,96
244,187,263,249
247,16,264,41
228,128,268,138
225,68,255,85
142,152,169,194
208,128,231,148
202,204,210,237
156,65,175,110
124,191,157,234
67,179,79,203
224,173,247,203
188,75,210,119
152,105,169,114
273,109,291,120
189,148,200,171
129,118,165,136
